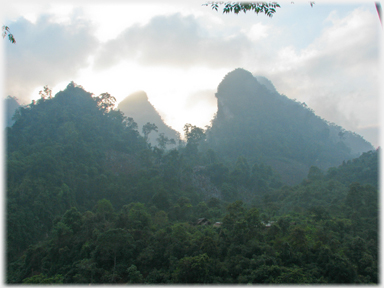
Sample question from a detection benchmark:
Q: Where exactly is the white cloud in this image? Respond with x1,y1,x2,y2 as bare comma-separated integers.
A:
94,13,252,70
5,12,98,103
182,89,218,128
3,2,379,147
355,124,380,148
246,22,270,42
259,7,380,146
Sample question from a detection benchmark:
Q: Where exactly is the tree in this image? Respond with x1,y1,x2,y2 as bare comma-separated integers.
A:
94,199,115,222
39,85,52,100
94,92,116,113
94,228,134,282
307,166,324,181
156,133,176,150
142,122,158,142
173,253,211,283
2,25,16,43
230,156,250,185
203,2,280,17
345,183,363,213
127,265,143,283
61,207,83,234
123,202,152,230
183,124,205,155
125,117,139,130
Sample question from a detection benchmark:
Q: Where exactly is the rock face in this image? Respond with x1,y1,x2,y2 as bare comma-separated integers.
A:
118,91,180,147
207,68,374,184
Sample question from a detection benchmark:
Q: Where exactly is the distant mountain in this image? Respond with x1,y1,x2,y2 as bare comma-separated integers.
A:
118,91,180,147
5,96,21,127
6,81,378,285
207,68,374,185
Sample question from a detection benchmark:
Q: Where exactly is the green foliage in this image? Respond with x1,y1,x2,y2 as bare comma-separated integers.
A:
142,122,158,142
156,133,176,150
5,96,21,127
307,166,324,181
184,123,205,156
6,81,377,285
117,90,180,147
94,92,116,113
325,150,378,188
127,264,143,283
173,253,210,283
207,68,374,185
22,274,63,284
204,2,280,17
6,83,149,261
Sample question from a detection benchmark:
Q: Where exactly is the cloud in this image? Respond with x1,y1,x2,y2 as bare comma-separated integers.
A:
245,22,270,42
94,13,252,69
355,125,379,148
3,4,378,147
259,7,380,145
5,12,98,103
182,89,218,128
184,89,217,110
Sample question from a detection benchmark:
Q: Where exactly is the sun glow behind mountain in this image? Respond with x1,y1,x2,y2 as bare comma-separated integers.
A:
3,0,381,147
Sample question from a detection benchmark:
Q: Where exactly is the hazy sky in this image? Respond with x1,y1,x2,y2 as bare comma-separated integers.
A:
2,0,382,147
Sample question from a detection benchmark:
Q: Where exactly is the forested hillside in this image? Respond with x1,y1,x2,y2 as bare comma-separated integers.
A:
207,68,374,184
5,95,20,127
6,80,378,284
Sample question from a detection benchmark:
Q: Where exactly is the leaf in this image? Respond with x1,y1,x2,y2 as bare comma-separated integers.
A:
205,1,280,17
2,26,16,43
9,34,16,44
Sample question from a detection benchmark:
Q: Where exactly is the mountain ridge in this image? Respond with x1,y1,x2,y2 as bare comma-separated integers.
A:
118,90,180,147
206,68,374,184
6,80,378,284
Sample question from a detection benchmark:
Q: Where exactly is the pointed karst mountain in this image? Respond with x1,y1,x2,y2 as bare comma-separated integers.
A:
207,68,374,185
118,91,180,147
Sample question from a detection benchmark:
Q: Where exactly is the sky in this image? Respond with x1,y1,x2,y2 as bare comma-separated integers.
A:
1,0,382,147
